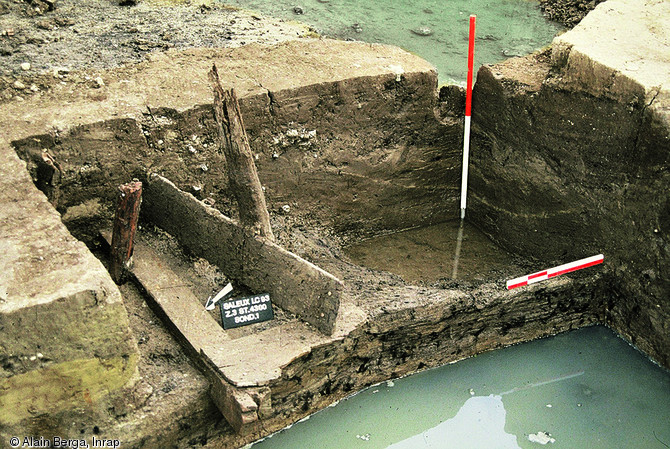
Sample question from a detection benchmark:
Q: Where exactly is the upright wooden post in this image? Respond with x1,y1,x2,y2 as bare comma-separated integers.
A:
208,64,275,241
110,180,142,283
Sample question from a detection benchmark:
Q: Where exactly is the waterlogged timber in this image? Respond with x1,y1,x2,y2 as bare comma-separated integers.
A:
252,326,670,449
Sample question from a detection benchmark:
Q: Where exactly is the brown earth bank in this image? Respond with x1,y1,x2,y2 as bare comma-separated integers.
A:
468,0,670,368
1,0,668,448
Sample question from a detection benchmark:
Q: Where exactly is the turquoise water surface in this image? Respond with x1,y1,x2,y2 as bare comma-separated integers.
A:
222,0,564,84
251,326,670,448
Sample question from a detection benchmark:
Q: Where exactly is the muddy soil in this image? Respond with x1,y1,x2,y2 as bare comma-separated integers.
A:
0,0,598,105
539,0,607,27
0,0,315,103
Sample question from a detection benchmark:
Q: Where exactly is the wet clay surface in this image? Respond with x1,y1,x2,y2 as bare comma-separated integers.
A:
344,220,520,285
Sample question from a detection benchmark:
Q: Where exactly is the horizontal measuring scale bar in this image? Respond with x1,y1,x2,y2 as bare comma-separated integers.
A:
506,254,604,290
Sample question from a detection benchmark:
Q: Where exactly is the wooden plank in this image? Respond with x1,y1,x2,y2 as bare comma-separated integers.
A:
142,174,342,335
101,230,260,433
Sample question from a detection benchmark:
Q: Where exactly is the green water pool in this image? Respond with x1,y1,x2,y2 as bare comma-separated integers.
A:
250,326,670,448
221,0,564,84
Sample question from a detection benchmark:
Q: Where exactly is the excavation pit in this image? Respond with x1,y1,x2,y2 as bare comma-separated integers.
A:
2,4,669,443
94,173,600,438
7,41,604,441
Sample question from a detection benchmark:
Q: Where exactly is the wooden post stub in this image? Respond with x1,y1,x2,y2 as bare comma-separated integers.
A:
110,181,142,283
208,63,275,241
37,150,62,207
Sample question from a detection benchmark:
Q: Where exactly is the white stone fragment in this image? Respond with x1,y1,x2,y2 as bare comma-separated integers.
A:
387,64,404,81
528,431,556,444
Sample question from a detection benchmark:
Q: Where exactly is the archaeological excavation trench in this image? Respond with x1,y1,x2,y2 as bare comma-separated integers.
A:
1,1,669,446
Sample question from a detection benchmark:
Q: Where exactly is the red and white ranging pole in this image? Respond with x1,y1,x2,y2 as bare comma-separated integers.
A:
460,14,476,220
506,254,604,290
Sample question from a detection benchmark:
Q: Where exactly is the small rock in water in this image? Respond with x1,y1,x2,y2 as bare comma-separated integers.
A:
411,27,433,36
351,23,363,33
502,48,525,57
528,431,556,445
293,6,304,14
356,433,371,441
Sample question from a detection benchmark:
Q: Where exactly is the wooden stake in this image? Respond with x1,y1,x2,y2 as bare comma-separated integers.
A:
37,150,62,207
110,181,142,283
208,64,275,241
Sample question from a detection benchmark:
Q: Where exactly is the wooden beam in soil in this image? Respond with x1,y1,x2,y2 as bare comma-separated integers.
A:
110,180,142,283
208,63,275,241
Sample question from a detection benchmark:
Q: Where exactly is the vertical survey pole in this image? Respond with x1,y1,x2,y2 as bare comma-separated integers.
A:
460,14,476,220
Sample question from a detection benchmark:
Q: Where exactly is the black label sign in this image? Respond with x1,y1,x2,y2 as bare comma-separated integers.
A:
220,293,274,329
